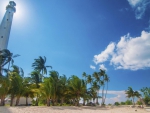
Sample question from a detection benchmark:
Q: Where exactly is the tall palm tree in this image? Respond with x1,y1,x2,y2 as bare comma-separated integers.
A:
92,81,100,104
92,72,102,105
103,74,110,104
99,69,107,105
32,56,52,81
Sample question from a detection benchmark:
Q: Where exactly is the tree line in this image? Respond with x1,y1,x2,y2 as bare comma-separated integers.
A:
0,49,110,106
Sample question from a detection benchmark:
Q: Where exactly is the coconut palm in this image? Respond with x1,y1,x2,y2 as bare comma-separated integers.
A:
40,78,52,106
0,76,10,106
92,81,100,104
8,65,24,106
125,87,140,106
0,49,19,76
30,71,41,106
68,75,86,106
22,77,34,106
103,74,110,104
58,75,68,106
99,69,107,105
32,56,52,81
49,71,60,106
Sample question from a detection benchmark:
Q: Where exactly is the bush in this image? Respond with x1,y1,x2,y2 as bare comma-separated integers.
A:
114,102,120,106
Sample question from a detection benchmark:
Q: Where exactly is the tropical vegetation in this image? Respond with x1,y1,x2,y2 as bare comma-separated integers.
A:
0,49,110,106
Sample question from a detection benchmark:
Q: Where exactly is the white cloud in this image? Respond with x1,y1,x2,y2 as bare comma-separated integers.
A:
93,42,115,64
99,64,107,71
98,90,127,104
93,31,150,70
90,65,96,70
128,0,142,7
127,0,150,19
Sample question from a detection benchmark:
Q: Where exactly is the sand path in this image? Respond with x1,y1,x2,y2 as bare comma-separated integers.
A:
0,106,149,113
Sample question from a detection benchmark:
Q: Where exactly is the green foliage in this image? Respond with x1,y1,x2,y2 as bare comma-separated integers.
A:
141,87,150,105
125,100,132,105
136,100,142,105
114,102,120,106
120,102,125,105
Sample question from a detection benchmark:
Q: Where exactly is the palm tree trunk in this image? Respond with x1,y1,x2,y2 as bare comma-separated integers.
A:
0,96,5,106
26,96,28,106
101,84,105,105
10,95,14,106
60,98,64,106
47,98,50,106
35,94,39,106
15,96,20,106
132,97,135,106
104,82,108,104
83,98,85,106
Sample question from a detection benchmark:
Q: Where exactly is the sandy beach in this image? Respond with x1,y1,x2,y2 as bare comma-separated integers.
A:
0,106,149,113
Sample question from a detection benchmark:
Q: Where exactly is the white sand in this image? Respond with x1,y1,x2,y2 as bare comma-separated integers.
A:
0,106,149,113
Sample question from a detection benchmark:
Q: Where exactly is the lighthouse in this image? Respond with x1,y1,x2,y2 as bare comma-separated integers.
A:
0,1,16,50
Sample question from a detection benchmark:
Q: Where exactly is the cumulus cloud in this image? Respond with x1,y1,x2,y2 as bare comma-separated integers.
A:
99,64,107,71
127,0,150,19
93,42,115,64
90,65,96,70
93,31,150,70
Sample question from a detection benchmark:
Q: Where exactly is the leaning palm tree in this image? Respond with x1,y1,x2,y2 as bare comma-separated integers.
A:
0,49,19,76
32,56,52,81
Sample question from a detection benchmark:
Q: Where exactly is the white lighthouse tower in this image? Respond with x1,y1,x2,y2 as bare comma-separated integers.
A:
0,1,16,50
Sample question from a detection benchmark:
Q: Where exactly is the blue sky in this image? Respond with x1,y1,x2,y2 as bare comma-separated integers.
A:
0,0,150,104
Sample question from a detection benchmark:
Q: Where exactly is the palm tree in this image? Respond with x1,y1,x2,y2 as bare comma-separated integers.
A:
0,76,10,106
32,56,52,81
49,71,60,106
92,72,101,105
40,78,52,106
0,49,19,76
99,69,107,105
87,75,93,85
58,75,68,106
30,71,41,106
103,74,110,104
92,81,100,104
68,75,86,106
8,65,24,106
22,77,34,106
125,87,140,106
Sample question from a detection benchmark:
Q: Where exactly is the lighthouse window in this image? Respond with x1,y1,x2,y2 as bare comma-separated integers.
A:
1,36,3,38
4,27,6,29
7,19,8,21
